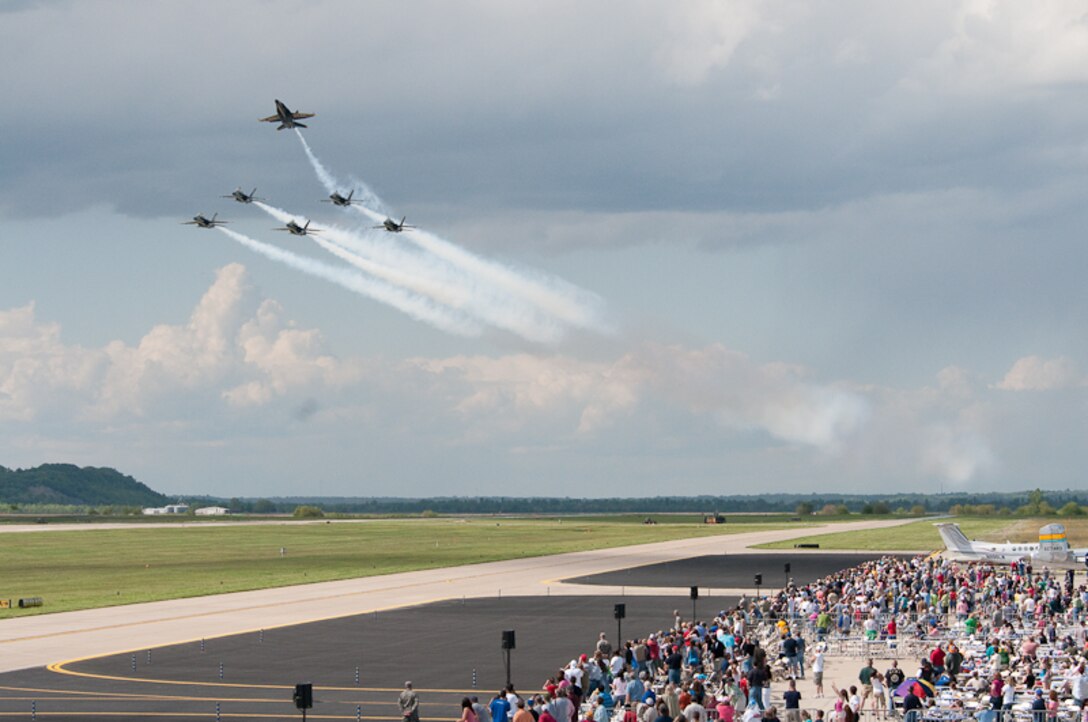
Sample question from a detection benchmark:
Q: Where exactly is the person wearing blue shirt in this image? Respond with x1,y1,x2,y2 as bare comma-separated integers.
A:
625,672,645,704
490,691,511,722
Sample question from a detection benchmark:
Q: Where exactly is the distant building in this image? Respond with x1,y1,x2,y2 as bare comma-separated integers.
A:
141,503,190,515
194,506,231,516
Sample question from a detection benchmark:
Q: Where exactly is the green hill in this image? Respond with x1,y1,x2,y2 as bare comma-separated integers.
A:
0,464,169,507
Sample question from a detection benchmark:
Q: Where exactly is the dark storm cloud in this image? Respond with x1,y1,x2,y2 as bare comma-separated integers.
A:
3,0,1085,227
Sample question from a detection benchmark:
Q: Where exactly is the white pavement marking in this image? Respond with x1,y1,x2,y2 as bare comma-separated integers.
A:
0,517,918,673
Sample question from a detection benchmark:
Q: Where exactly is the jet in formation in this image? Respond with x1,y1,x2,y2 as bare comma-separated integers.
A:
322,190,364,207
222,187,263,204
259,99,315,130
183,213,228,229
274,220,319,236
937,522,1088,569
374,216,415,233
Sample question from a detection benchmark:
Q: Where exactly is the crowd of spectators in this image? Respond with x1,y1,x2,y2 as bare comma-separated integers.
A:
453,556,1088,722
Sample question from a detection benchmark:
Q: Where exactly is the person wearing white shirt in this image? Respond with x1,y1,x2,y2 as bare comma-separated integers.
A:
1001,677,1016,710
1072,664,1088,707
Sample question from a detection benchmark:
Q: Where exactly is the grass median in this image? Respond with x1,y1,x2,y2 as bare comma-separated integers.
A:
755,516,1088,551
0,516,804,616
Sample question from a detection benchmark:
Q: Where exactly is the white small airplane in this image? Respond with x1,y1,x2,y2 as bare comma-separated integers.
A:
937,522,1088,569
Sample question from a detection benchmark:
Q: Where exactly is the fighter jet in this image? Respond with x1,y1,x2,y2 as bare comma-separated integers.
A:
321,190,363,207
182,213,228,228
273,220,319,236
222,187,262,204
373,216,416,233
259,99,315,130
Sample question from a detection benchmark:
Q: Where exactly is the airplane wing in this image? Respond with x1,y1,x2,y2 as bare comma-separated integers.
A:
291,112,315,120
258,115,280,123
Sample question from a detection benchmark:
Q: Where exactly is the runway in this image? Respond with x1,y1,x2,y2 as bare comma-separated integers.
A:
0,517,920,719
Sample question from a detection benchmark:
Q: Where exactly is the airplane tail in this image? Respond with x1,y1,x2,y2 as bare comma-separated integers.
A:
295,122,307,129
1038,524,1070,551
1036,523,1073,564
277,124,287,131
936,523,973,553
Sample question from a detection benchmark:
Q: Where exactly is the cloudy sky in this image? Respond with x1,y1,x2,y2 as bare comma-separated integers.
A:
2,1,1086,498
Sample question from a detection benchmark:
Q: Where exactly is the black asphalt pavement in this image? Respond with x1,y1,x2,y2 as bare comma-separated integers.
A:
0,552,891,720
568,552,913,591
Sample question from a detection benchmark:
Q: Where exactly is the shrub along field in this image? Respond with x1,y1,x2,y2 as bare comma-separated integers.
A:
0,516,802,616
757,516,1088,551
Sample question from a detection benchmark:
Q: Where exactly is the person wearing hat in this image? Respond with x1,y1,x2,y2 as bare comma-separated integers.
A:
1030,689,1046,722
399,681,420,722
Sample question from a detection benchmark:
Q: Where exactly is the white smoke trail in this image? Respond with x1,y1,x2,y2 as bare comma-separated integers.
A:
397,224,608,332
295,129,386,221
217,227,481,337
254,201,458,303
321,227,566,344
255,202,565,343
294,133,610,335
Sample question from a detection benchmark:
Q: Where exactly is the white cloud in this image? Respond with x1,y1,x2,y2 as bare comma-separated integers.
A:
921,423,997,484
653,0,761,86
906,0,1088,93
412,343,869,452
995,355,1083,391
0,262,1083,496
0,264,356,423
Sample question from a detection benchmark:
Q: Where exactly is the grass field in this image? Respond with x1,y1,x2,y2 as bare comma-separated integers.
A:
756,516,1088,551
0,517,803,617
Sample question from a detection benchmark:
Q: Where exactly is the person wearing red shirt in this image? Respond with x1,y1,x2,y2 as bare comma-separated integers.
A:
930,645,946,675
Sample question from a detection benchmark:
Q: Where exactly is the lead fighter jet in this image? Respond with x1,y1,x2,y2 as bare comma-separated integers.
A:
183,213,228,228
259,99,315,130
273,220,319,236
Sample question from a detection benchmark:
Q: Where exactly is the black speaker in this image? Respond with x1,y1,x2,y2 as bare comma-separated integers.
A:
784,563,791,574
293,683,313,710
501,629,516,649
754,574,762,585
614,603,626,620
689,586,698,600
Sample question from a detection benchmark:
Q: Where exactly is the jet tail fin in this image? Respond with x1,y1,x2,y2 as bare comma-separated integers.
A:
936,523,973,553
1038,524,1070,551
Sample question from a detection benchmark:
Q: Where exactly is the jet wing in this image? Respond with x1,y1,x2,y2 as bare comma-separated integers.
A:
258,115,281,123
291,112,315,120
